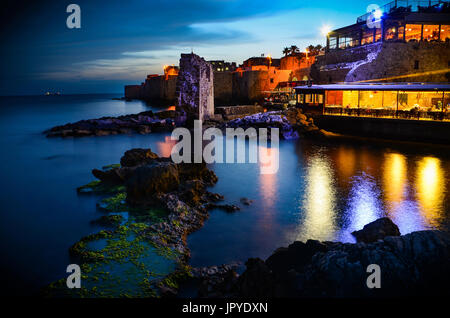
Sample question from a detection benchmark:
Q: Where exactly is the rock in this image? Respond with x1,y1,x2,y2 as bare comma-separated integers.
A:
265,240,331,274
178,180,206,207
206,192,224,202
238,258,275,297
91,168,124,185
178,162,218,186
44,110,177,138
240,197,253,206
232,228,450,298
224,111,299,140
120,148,159,167
126,162,180,205
351,217,401,243
159,285,178,298
207,204,240,213
90,214,123,226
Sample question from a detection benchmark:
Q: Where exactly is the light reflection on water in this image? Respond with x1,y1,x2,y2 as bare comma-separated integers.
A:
296,154,337,242
189,137,450,267
298,145,448,242
415,157,446,227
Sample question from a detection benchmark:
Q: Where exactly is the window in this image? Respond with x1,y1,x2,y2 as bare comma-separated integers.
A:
405,24,422,42
375,28,382,42
440,25,450,41
359,91,383,109
338,31,360,48
414,60,420,70
362,29,374,45
398,26,405,40
385,27,397,41
329,37,337,49
423,25,440,41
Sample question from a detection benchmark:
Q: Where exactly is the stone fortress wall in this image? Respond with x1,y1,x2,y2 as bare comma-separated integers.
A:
311,41,450,84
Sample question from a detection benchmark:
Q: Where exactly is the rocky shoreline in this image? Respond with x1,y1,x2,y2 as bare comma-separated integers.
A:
191,218,450,298
44,110,183,137
44,107,329,140
44,148,248,297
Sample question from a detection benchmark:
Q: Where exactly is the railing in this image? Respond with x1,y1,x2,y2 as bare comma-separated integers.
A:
356,0,449,23
324,107,450,121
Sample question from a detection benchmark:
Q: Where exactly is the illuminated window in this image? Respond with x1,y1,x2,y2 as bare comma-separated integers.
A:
362,29,374,45
405,24,422,42
385,27,397,41
423,25,440,41
375,28,382,42
398,26,405,40
326,91,343,106
440,25,450,41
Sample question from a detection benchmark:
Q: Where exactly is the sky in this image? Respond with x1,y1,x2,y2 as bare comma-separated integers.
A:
0,0,383,95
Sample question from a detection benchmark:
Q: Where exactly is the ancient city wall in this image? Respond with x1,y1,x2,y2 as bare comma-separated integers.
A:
142,75,177,104
124,85,142,99
231,69,291,104
214,72,233,106
311,42,450,84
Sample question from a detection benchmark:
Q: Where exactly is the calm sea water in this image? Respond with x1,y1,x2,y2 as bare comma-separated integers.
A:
0,94,449,295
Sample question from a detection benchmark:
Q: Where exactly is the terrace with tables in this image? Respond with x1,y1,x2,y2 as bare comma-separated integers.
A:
294,83,450,121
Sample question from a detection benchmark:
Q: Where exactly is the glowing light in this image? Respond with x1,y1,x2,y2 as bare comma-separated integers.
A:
156,136,177,158
415,157,445,227
321,25,331,36
373,9,383,19
297,155,337,241
383,153,407,211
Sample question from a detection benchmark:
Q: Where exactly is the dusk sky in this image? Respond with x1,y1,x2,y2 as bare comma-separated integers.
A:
0,0,382,95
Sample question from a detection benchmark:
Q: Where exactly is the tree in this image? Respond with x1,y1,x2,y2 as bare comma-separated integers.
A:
289,45,300,55
282,47,290,56
306,44,324,56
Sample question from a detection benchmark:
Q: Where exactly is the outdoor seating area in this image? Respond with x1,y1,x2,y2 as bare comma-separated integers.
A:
294,83,450,121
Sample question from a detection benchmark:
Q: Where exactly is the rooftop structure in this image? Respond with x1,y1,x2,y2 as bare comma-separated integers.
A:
326,0,450,51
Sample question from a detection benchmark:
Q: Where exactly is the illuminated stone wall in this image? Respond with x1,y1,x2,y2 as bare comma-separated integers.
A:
311,41,450,84
176,53,214,121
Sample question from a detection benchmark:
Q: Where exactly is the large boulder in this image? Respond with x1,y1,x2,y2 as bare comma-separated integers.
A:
351,217,401,243
237,258,275,297
125,162,180,205
235,229,450,298
178,162,218,186
120,148,159,167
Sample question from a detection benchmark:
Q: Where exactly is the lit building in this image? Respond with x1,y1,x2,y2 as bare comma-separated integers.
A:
208,60,237,72
326,1,450,51
295,83,450,120
312,1,450,84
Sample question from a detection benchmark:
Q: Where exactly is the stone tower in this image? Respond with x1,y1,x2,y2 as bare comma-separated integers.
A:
176,53,214,121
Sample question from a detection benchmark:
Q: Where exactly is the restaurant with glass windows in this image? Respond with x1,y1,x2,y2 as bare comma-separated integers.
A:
326,1,450,51
294,83,450,120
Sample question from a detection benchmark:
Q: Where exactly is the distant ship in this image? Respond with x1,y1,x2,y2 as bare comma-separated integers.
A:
45,91,61,96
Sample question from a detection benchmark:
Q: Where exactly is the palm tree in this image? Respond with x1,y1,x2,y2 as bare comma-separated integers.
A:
307,45,316,54
290,45,300,55
282,47,290,56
